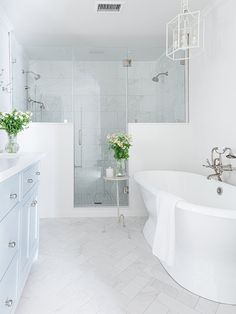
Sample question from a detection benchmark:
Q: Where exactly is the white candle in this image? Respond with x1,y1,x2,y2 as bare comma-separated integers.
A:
106,167,114,178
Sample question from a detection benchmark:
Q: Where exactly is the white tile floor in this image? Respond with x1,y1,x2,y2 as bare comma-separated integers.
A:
16,218,236,314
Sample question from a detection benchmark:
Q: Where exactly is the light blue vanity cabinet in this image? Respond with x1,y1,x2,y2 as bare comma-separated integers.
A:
0,155,42,314
18,186,39,296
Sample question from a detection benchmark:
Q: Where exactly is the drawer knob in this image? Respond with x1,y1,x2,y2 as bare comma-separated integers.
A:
27,178,34,183
31,200,38,207
9,193,17,200
36,171,41,176
8,241,16,248
5,299,13,307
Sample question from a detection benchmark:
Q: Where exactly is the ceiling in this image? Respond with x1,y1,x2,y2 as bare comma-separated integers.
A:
0,0,210,59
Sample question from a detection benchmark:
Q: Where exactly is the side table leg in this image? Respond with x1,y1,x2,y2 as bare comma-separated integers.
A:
120,214,126,227
116,181,120,223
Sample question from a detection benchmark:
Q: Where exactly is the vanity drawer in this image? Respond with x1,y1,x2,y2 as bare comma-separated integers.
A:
22,163,40,196
0,206,19,282
0,255,17,314
0,174,20,222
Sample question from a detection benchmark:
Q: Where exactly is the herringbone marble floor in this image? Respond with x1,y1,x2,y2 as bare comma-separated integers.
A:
16,218,236,314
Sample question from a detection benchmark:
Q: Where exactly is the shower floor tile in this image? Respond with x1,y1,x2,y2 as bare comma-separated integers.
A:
16,218,235,314
74,192,128,207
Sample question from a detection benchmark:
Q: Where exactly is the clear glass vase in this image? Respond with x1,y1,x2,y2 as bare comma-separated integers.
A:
5,134,19,153
115,159,126,177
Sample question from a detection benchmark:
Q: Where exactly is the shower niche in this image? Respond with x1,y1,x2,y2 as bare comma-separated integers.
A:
9,38,187,208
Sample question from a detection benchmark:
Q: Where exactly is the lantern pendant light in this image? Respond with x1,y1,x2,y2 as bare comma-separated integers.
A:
166,0,202,61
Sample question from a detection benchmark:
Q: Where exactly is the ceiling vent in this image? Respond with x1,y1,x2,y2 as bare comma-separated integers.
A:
96,2,123,13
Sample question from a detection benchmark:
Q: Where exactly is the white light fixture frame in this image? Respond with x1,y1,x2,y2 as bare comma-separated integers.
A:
166,0,203,61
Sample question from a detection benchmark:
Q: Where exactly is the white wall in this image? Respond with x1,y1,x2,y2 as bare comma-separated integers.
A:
129,0,236,215
18,123,74,218
0,6,28,151
0,6,13,150
11,34,28,111
189,0,236,185
18,123,134,218
0,6,12,111
128,123,193,215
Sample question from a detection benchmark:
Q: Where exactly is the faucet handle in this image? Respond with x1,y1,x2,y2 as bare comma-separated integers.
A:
203,159,212,168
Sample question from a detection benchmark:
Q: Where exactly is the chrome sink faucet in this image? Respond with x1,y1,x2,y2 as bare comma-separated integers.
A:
203,147,236,181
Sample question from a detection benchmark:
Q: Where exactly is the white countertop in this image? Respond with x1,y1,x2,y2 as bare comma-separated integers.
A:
0,152,45,183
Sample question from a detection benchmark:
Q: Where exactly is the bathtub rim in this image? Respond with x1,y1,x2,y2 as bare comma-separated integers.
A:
134,170,236,220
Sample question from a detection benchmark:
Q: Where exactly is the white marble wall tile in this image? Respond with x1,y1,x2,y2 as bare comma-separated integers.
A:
100,95,126,112
30,60,73,79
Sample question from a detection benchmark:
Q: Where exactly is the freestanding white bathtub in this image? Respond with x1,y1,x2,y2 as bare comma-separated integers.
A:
134,170,236,304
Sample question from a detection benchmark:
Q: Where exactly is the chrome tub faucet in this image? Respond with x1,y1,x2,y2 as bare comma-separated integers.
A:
203,147,236,181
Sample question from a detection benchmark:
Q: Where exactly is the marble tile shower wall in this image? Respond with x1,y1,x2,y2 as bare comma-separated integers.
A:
128,60,185,123
28,60,73,122
157,56,185,122
28,59,185,124
128,61,160,123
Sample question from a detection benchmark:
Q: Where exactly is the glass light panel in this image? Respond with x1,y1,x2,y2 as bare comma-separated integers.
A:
166,9,201,60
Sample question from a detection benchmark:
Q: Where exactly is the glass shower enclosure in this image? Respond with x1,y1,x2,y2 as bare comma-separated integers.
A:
10,37,187,208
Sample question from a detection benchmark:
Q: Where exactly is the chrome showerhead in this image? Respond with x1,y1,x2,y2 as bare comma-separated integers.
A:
152,76,159,82
152,71,168,83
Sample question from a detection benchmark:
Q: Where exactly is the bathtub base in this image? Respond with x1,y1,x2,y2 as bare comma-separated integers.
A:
143,218,236,305
135,170,236,305
143,218,155,248
162,254,236,305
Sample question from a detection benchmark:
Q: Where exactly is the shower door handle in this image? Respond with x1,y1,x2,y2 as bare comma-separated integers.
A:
75,129,83,168
78,129,82,146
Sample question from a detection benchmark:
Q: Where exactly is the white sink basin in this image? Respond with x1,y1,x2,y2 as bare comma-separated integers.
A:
0,158,18,172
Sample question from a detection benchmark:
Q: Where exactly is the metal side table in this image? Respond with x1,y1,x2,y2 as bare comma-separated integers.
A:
103,176,130,237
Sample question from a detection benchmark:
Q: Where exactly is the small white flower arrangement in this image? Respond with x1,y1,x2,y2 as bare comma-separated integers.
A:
107,133,132,160
0,109,32,136
0,109,32,153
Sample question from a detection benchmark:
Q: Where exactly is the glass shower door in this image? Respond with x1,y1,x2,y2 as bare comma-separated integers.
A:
73,49,128,207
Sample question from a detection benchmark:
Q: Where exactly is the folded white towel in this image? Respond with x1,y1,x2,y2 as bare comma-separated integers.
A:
152,191,182,266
